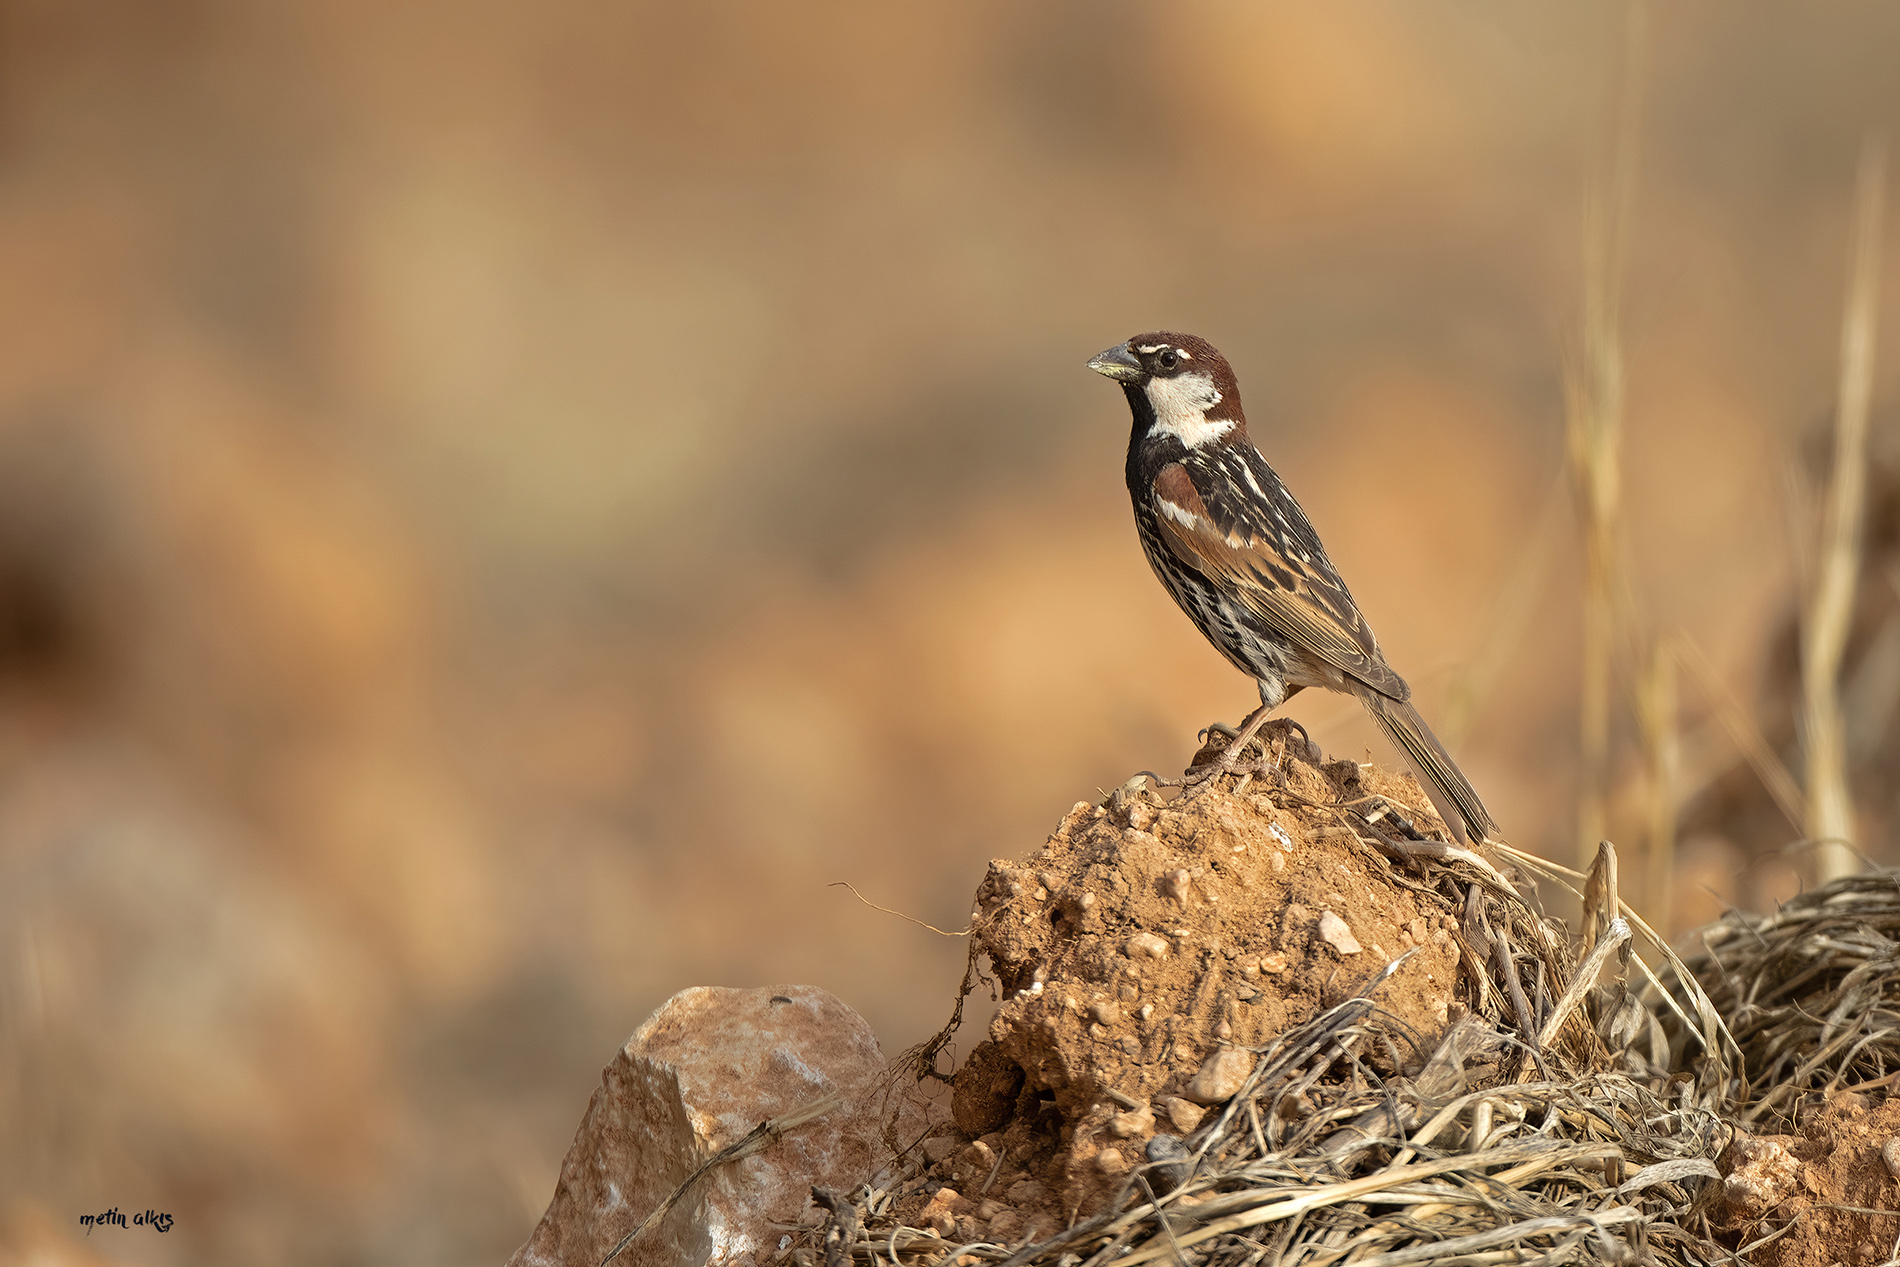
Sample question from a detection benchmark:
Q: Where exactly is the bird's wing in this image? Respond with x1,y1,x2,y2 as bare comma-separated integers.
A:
1151,453,1409,700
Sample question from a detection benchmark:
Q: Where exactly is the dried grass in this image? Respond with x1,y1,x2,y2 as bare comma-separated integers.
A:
1675,868,1900,1126
795,842,1737,1267
1801,134,1887,886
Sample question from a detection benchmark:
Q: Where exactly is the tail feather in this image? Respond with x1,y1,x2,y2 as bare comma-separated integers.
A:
1358,691,1498,845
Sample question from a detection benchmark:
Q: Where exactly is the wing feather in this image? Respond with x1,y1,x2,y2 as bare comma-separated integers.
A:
1151,456,1408,700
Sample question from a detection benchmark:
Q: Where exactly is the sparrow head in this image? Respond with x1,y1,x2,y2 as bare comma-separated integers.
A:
1087,331,1245,449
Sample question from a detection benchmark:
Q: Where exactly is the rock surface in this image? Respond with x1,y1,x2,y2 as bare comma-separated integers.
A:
507,984,890,1267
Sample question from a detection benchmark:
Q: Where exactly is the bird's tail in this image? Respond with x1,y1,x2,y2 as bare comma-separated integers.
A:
1357,690,1498,846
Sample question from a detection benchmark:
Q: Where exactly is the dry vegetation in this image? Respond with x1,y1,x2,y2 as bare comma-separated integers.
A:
762,735,1900,1267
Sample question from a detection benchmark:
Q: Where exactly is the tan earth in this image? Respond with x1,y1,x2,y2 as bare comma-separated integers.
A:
903,721,1479,1235
1718,1093,1900,1267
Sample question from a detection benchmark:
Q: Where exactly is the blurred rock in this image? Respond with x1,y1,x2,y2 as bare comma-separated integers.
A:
507,985,891,1267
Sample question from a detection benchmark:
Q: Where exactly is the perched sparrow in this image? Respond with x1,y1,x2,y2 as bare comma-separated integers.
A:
1087,331,1497,845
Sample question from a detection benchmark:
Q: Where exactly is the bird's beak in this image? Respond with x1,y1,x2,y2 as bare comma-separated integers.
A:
1086,342,1143,382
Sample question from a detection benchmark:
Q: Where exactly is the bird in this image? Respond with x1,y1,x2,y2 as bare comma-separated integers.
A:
1086,331,1498,846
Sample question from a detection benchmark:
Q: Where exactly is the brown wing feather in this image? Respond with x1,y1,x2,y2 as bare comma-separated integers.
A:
1151,461,1408,700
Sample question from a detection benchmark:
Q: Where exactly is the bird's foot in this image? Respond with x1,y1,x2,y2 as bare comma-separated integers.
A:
1183,705,1277,797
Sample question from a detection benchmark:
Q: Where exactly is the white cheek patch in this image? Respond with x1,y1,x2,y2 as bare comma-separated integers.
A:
1144,373,1234,448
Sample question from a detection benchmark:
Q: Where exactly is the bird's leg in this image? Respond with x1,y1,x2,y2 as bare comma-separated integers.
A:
1184,702,1276,792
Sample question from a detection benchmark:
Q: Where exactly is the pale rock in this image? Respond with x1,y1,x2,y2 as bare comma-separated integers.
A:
1125,932,1171,959
1159,1096,1206,1134
919,1187,964,1236
507,984,889,1267
1183,1044,1253,1105
1317,911,1362,955
1722,1133,1800,1217
1104,1103,1154,1139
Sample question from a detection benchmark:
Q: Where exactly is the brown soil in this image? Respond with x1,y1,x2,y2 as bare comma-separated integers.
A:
908,721,1473,1234
1718,1094,1900,1267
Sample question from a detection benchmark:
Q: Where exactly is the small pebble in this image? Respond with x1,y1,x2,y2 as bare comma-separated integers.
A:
1090,1000,1122,1025
1125,932,1171,959
1184,1044,1252,1104
1094,1146,1129,1175
1146,1134,1191,1192
1159,1096,1206,1133
1139,1004,1155,1023
1105,1104,1154,1138
1261,953,1289,974
1161,869,1193,902
1884,1137,1900,1179
1318,911,1363,955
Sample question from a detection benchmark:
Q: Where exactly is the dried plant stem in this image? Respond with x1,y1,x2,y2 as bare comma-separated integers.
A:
1638,637,1678,933
1568,0,1645,871
1676,634,1806,832
1440,471,1567,753
1804,135,1886,886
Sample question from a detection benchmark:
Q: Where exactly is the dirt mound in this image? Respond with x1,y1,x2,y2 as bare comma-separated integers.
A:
1717,1093,1900,1267
916,721,1485,1230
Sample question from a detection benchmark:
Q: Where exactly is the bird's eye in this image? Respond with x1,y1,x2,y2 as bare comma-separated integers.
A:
1157,349,1179,370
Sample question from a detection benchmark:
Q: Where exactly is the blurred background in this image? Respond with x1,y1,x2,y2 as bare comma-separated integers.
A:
3,1,1900,1262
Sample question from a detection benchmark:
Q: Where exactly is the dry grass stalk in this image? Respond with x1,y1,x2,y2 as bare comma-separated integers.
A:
801,835,1741,1267
1440,473,1566,753
1638,637,1679,934
1675,634,1806,833
1803,135,1887,886
816,1004,1727,1267
1677,868,1900,1124
1567,0,1646,871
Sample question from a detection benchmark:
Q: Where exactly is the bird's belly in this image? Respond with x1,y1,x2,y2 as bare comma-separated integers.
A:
1135,526,1290,687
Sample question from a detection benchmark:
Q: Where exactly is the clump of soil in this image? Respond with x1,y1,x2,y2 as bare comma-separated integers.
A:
929,721,1476,1226
1717,1092,1900,1267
